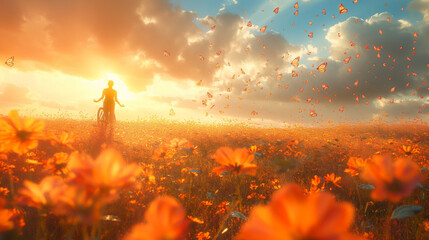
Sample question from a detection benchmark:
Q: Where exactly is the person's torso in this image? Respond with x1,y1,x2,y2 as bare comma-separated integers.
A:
103,88,116,103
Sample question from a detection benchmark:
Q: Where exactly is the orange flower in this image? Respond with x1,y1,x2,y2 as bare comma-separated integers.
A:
307,175,325,193
237,184,362,240
124,196,189,240
0,110,44,155
324,173,342,188
17,176,66,209
46,152,69,175
54,183,101,224
50,131,75,149
196,232,211,240
344,157,367,176
152,145,175,160
212,147,258,176
361,155,422,202
67,149,139,192
0,198,14,232
167,138,188,149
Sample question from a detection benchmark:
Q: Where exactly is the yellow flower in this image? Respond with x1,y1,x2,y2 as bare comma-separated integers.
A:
0,111,44,155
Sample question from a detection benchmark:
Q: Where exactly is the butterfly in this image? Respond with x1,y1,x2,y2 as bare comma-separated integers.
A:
322,83,329,90
317,62,327,73
163,50,170,57
344,57,351,64
291,56,300,67
339,107,345,112
294,2,298,9
5,56,14,67
207,92,213,98
273,7,279,14
169,108,175,116
260,26,267,33
247,21,252,27
291,70,298,77
339,4,348,14
310,110,317,117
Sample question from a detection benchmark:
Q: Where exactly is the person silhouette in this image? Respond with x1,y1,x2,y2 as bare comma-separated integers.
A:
94,80,124,123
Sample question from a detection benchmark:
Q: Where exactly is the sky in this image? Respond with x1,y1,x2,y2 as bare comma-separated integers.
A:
0,0,428,126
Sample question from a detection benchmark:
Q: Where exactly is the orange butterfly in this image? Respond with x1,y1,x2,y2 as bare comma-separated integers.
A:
322,84,329,90
310,110,317,117
247,21,252,27
291,56,300,67
294,10,298,15
294,2,298,9
339,107,345,112
317,62,327,73
207,92,213,98
273,7,279,14
322,9,326,15
5,56,14,67
343,57,351,64
163,50,170,57
292,70,298,77
339,4,348,14
260,26,267,33
308,32,313,38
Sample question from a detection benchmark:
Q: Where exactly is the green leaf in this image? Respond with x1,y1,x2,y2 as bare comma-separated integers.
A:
391,205,422,220
230,211,247,220
358,184,375,190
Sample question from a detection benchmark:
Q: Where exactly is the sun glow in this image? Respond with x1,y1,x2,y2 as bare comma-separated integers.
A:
94,72,136,102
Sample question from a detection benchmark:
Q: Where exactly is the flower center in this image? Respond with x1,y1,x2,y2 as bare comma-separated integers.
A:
386,178,404,193
16,130,32,142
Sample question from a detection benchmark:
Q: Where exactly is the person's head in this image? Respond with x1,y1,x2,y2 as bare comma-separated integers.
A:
108,80,114,88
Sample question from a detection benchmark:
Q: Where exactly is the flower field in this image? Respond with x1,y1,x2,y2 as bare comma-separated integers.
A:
0,111,428,239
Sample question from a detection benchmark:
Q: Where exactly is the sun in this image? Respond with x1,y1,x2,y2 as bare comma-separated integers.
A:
96,72,135,101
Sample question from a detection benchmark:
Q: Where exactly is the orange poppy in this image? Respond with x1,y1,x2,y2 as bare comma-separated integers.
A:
212,147,258,176
0,110,44,155
361,155,422,202
237,184,362,240
124,196,189,240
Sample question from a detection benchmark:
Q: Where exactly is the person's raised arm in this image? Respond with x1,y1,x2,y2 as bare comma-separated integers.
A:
114,91,124,107
94,89,105,103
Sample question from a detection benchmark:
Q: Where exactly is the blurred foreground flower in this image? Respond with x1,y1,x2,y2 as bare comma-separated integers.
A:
68,149,139,194
0,198,24,233
361,155,422,202
237,184,362,240
0,110,44,155
124,196,189,240
17,176,66,209
212,147,258,176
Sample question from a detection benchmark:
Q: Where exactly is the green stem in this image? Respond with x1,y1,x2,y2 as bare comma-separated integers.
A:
385,203,393,240
213,201,239,240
